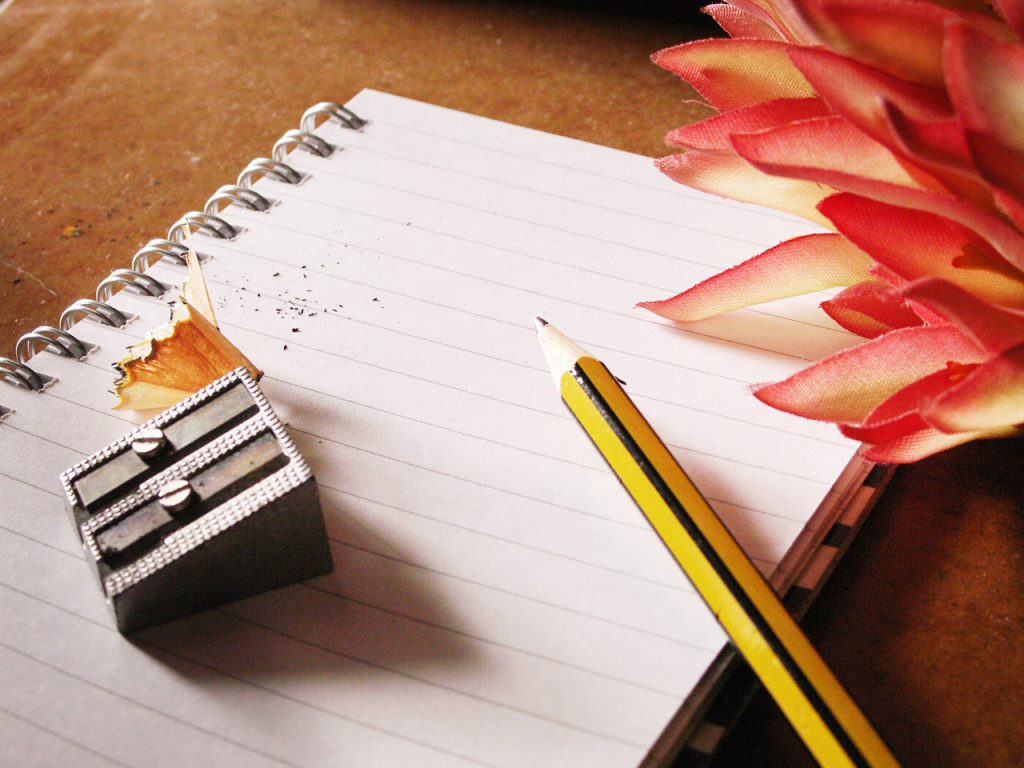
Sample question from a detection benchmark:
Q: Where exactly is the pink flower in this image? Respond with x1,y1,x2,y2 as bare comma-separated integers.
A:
643,0,1024,461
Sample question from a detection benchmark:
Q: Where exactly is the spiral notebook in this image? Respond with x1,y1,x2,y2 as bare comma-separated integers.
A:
0,90,887,767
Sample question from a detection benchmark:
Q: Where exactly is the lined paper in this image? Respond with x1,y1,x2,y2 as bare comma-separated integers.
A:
0,90,864,767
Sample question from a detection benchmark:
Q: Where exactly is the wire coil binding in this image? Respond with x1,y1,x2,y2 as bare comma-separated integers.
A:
272,130,333,162
131,239,190,272
17,326,94,362
96,270,168,303
0,356,51,391
2,100,366,390
60,299,131,331
237,158,301,188
204,185,272,214
301,101,368,132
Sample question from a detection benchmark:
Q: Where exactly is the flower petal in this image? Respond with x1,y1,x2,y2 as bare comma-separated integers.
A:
820,280,922,338
991,0,1024,37
818,0,1009,88
839,363,972,444
945,22,1024,204
995,190,1024,231
666,98,830,152
731,115,944,191
859,427,994,463
924,342,1024,431
735,122,1024,271
753,324,986,422
655,151,833,225
727,0,825,43
787,45,952,134
652,39,815,111
881,100,972,171
901,278,1024,353
840,410,928,444
638,233,871,321
704,3,785,40
819,194,1024,308
785,47,986,200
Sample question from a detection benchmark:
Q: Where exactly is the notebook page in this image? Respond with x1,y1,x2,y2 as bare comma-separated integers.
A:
0,90,862,767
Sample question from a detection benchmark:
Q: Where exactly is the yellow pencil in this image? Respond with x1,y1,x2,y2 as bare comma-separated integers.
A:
536,318,898,768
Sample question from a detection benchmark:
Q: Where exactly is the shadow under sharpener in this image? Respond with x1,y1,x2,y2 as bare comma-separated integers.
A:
60,368,333,634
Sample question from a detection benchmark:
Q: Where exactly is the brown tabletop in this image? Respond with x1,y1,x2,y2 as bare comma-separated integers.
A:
2,2,1021,766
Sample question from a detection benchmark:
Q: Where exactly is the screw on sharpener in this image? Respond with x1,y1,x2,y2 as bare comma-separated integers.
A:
131,427,168,460
60,367,333,634
158,478,195,515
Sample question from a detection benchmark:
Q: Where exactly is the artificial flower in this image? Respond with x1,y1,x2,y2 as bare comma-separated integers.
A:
644,0,1024,461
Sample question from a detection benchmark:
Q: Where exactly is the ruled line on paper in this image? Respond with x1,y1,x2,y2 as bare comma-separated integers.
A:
0,634,306,768
44,315,848,492
229,183,848,339
193,214,847,366
0,499,711,703
318,137,796,241
2,358,815,569
300,147,772,255
0,703,134,768
350,112,801,226
0,585,500,768
0,509,704,701
0,545,660,758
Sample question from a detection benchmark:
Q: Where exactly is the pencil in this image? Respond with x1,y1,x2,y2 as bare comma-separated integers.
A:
535,318,898,768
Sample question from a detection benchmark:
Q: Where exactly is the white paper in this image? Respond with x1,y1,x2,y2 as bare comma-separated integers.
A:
0,90,861,767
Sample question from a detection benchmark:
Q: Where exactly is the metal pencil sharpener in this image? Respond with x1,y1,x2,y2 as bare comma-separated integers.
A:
60,368,333,633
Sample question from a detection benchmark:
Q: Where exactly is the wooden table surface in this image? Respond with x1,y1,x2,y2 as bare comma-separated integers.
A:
2,2,1021,766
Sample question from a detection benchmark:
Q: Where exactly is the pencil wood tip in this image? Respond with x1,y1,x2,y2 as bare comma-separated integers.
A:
533,317,549,332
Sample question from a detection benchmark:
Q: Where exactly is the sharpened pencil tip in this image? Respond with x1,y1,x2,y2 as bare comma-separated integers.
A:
533,317,549,331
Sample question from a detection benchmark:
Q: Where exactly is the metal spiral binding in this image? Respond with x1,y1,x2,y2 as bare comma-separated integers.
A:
168,211,237,243
131,239,190,272
16,326,95,362
272,130,333,162
1,100,366,391
204,185,272,214
96,269,168,303
236,158,302,188
300,101,368,132
60,299,131,330
0,356,50,390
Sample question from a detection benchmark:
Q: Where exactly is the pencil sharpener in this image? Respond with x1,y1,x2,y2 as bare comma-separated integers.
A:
60,367,333,633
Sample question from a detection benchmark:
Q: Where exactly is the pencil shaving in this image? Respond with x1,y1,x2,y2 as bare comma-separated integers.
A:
113,235,261,411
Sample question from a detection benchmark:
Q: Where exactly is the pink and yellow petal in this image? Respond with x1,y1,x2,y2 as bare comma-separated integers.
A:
995,190,1024,231
731,115,946,192
819,194,1024,308
820,280,922,338
787,46,952,142
655,151,834,225
735,125,1024,271
818,0,1009,88
881,101,971,171
991,0,1024,37
666,98,830,152
945,23,1024,203
901,278,1024,353
652,39,815,111
638,233,871,321
859,426,997,462
924,342,1024,431
704,3,786,40
726,0,827,43
752,324,986,422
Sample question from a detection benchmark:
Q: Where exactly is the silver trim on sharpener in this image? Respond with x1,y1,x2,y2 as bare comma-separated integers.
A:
60,367,332,634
